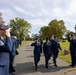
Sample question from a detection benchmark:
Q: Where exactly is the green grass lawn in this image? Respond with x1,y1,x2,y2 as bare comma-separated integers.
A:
21,41,28,45
58,40,71,64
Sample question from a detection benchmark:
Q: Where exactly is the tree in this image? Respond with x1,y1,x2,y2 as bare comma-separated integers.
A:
39,26,50,39
49,19,67,38
65,30,75,39
74,25,76,33
0,12,5,24
9,18,31,39
25,34,32,40
31,33,40,40
39,19,67,39
58,20,67,36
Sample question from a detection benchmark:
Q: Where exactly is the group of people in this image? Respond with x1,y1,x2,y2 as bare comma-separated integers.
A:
0,24,76,74
31,36,62,71
0,24,21,75
31,34,76,71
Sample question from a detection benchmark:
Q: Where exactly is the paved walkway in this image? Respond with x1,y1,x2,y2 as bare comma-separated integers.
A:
14,41,76,75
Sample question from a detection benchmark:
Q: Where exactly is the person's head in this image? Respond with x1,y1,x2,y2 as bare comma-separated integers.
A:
45,37,49,42
11,33,16,38
36,38,41,42
54,35,57,40
0,25,9,37
70,34,75,39
34,37,39,42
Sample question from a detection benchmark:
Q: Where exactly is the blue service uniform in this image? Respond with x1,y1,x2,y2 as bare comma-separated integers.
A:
43,42,52,68
16,38,19,48
68,38,76,67
9,38,18,74
31,42,42,70
51,40,61,66
11,38,18,65
0,37,12,75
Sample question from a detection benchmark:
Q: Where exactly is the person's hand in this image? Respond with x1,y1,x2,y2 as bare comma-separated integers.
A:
60,48,62,51
5,30,10,37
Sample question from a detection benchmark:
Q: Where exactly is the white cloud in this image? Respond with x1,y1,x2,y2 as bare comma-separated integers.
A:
0,0,76,35
14,6,26,13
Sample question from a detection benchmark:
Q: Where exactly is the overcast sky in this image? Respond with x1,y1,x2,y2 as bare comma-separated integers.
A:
0,0,76,36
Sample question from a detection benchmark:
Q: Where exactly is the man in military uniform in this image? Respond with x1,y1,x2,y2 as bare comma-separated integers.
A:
68,34,76,67
43,37,52,69
0,24,12,75
10,33,18,65
31,38,42,71
51,35,62,67
9,33,18,75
